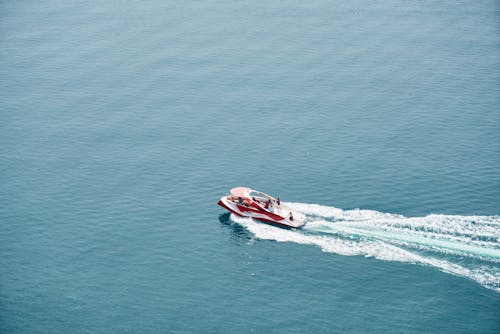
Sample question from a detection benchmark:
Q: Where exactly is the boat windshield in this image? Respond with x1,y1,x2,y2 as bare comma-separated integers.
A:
248,191,274,202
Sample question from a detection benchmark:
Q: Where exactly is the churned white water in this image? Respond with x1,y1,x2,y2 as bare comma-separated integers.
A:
230,202,500,292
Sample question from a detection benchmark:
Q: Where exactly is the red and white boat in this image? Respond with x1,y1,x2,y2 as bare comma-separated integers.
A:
217,187,306,228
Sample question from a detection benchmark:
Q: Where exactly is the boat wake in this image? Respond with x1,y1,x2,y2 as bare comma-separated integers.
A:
229,202,500,292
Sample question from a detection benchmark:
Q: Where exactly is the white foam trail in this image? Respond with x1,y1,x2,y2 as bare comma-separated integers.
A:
230,214,421,261
306,220,500,260
287,202,404,220
288,202,500,259
228,203,500,292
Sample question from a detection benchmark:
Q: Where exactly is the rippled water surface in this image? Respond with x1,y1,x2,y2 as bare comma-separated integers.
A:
1,1,499,333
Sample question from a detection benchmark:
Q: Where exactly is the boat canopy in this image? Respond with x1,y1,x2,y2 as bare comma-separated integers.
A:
230,187,250,197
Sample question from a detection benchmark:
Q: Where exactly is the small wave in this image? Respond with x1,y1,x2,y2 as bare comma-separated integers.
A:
228,203,500,292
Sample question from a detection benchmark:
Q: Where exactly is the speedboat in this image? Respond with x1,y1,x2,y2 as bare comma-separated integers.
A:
217,187,306,228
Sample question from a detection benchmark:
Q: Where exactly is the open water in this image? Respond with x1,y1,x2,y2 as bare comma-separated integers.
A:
1,1,499,333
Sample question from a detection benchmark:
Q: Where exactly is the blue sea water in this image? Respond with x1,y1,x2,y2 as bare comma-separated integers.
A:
1,1,499,333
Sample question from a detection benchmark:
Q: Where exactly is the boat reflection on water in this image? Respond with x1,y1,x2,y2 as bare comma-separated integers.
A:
218,213,254,245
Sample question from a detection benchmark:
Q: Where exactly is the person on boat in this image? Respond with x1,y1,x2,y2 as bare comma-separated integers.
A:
264,199,270,209
289,212,294,221
277,197,281,206
238,197,244,205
